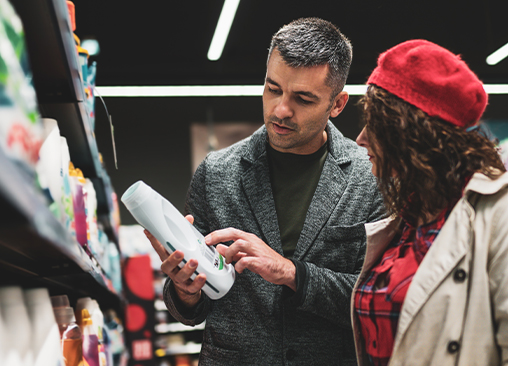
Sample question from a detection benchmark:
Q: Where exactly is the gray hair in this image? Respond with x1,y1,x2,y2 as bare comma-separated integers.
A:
267,17,352,98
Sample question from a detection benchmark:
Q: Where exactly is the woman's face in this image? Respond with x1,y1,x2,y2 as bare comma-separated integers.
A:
356,126,381,178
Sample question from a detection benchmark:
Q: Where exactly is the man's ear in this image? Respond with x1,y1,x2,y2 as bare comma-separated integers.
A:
330,91,349,118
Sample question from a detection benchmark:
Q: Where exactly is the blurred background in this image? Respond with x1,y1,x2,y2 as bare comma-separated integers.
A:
69,0,508,223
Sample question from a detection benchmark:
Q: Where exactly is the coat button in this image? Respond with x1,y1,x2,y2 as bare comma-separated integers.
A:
286,349,297,361
447,340,460,353
453,269,467,283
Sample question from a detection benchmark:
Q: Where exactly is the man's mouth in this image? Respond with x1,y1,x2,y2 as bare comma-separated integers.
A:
271,121,293,134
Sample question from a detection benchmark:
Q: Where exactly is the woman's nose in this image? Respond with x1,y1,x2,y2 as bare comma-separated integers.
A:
356,127,369,148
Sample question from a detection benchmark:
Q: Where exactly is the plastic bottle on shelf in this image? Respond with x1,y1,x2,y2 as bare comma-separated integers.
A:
80,309,100,366
51,295,85,366
75,297,100,366
36,118,64,222
60,136,75,238
0,286,34,366
24,288,64,366
104,310,125,365
121,180,236,300
90,300,107,366
69,162,88,250
85,178,100,258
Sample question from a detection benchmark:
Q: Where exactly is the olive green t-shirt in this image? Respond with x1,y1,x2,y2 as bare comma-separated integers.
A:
266,142,328,258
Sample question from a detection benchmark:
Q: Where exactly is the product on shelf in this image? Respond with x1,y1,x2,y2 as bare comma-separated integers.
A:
61,136,75,237
121,180,236,300
0,286,34,365
25,288,64,366
69,162,89,250
36,118,64,221
75,298,101,366
51,294,85,366
104,310,126,365
0,0,44,176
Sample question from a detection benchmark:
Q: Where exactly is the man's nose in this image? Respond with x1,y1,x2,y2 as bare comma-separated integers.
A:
274,96,293,120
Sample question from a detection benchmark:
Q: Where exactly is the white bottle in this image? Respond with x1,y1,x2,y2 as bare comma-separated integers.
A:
0,286,34,366
23,288,64,366
121,180,235,300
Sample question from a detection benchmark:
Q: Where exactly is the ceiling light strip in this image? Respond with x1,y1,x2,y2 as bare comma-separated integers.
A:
95,84,508,97
486,42,508,66
207,0,241,61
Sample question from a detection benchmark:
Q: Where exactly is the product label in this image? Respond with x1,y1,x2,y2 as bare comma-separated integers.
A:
63,339,85,366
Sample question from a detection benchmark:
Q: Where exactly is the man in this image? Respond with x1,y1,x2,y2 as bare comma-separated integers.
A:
147,17,385,365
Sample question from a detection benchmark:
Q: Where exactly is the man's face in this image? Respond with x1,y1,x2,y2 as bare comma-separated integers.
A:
262,49,348,155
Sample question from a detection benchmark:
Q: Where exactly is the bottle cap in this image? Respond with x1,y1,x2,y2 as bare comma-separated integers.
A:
50,295,71,308
81,309,93,326
53,307,76,324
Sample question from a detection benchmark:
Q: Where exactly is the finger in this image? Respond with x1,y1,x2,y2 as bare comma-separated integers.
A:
185,214,194,225
145,230,169,261
173,258,201,285
233,257,250,274
224,239,254,263
183,273,207,294
216,244,247,264
205,227,246,246
160,250,186,276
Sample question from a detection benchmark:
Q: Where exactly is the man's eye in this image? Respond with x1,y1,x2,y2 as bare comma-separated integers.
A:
298,97,313,105
268,87,281,94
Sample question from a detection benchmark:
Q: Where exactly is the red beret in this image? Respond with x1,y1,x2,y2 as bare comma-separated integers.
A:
367,39,487,128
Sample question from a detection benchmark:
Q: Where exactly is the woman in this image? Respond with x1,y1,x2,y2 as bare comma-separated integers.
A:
352,39,508,366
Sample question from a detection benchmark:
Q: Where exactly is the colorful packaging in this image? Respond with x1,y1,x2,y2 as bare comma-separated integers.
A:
51,295,85,366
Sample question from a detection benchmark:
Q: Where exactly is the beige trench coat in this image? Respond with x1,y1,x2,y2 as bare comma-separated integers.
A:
351,172,508,366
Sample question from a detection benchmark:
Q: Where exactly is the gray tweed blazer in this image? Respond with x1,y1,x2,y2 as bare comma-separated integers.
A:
164,121,385,365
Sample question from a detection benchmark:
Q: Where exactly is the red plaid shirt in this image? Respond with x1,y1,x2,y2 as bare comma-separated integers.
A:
354,208,450,366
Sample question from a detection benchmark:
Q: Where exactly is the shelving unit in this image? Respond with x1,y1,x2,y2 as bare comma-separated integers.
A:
153,276,204,363
1,0,123,312
9,0,116,228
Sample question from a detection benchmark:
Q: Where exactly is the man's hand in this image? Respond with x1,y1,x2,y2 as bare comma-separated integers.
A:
144,215,206,308
205,228,296,291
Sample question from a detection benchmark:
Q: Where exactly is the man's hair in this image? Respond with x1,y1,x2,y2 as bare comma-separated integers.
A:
360,85,506,227
267,17,352,99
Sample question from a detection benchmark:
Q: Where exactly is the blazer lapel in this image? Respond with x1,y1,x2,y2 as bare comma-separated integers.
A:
240,130,283,253
293,152,347,259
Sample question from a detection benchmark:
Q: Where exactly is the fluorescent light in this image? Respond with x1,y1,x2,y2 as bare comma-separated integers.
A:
344,85,368,95
486,42,508,65
483,84,508,94
95,85,263,97
95,84,508,97
207,0,240,61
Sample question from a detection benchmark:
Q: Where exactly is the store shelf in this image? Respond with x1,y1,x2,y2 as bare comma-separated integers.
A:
9,0,116,239
0,147,123,311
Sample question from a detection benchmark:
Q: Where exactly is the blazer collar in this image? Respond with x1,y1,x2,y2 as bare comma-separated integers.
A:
239,122,353,257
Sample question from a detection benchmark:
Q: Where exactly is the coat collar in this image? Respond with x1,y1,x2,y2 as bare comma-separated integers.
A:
394,172,508,349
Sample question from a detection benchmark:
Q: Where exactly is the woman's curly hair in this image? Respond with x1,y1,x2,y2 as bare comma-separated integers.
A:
360,85,506,226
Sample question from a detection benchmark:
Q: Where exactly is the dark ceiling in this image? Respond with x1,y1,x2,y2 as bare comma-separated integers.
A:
72,0,508,88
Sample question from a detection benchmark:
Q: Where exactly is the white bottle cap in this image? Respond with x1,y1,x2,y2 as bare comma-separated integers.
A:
121,180,151,210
